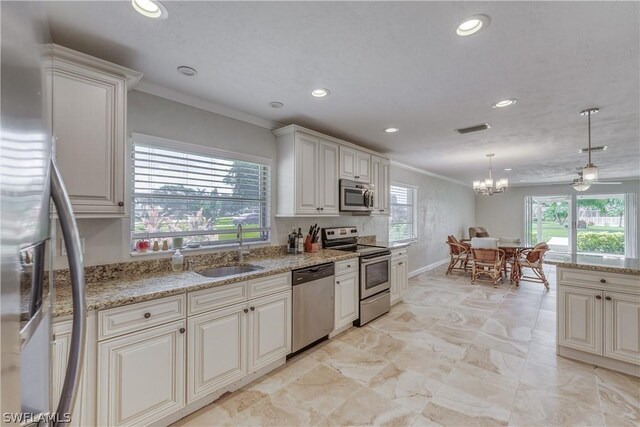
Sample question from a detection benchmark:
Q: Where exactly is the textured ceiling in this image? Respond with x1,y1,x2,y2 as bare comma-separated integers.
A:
43,1,640,185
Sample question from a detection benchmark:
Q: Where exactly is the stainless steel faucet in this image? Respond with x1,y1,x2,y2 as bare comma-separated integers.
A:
236,223,250,261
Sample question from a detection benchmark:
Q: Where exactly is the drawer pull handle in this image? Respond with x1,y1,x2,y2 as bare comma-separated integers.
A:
144,312,151,319
595,295,602,300
250,306,255,311
244,308,249,313
179,328,185,334
605,296,612,301
398,262,403,265
600,279,607,284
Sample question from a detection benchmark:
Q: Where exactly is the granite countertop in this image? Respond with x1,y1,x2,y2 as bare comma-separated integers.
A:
42,249,359,318
555,254,640,276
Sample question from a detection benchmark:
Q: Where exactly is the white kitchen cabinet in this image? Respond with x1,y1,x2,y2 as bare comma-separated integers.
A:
391,250,408,305
604,291,640,364
340,146,371,183
248,291,292,372
97,321,185,426
371,156,391,215
49,44,141,217
275,129,339,216
187,304,247,403
335,272,359,331
558,285,603,355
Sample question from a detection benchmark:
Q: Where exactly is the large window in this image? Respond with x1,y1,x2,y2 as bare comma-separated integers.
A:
131,135,270,251
389,184,417,243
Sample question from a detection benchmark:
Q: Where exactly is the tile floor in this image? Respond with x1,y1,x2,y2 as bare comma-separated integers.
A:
173,265,640,426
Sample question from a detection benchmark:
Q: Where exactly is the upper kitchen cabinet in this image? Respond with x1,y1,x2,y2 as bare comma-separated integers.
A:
274,127,339,216
340,146,371,183
371,156,390,215
49,44,142,217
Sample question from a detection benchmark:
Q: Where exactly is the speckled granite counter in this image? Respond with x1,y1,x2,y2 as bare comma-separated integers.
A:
37,249,359,318
555,254,640,276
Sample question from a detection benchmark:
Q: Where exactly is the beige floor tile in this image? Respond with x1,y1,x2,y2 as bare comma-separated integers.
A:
511,386,605,426
368,361,442,412
446,360,520,408
247,353,320,394
473,331,530,359
481,316,534,343
461,342,526,381
327,387,417,427
595,368,640,425
171,405,233,426
336,326,407,360
227,392,326,426
526,342,597,374
424,384,511,426
324,346,388,384
392,343,459,383
437,305,493,330
307,337,350,362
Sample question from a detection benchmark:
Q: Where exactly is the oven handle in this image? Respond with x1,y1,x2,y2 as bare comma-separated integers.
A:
361,254,391,264
362,291,390,304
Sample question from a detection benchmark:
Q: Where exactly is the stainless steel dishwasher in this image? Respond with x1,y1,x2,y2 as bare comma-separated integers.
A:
291,262,335,353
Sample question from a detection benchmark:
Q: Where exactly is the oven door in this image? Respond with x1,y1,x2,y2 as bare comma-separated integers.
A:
340,183,370,212
360,255,391,299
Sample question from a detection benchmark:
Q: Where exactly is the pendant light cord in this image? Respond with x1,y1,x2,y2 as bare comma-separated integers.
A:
588,110,592,165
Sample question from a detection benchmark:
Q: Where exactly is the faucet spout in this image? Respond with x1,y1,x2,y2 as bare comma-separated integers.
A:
237,223,250,261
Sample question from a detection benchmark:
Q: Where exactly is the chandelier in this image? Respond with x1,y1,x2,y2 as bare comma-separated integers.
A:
473,154,508,195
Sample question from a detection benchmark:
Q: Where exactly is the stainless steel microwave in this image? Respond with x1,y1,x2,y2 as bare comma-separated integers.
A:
340,179,374,212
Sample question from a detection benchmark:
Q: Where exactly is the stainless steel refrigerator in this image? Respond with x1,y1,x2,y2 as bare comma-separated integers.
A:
1,2,86,425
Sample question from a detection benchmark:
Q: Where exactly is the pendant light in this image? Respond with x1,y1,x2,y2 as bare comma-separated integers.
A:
473,154,508,195
580,108,599,181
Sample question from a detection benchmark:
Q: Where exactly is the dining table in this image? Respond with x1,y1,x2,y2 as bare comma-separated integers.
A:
498,242,533,284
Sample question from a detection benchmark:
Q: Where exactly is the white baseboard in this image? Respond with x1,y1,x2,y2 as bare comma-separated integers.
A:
408,258,449,278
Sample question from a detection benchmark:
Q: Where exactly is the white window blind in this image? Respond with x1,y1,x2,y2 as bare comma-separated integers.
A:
389,184,417,243
131,141,270,249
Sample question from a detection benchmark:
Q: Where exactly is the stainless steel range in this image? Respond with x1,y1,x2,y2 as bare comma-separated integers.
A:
322,226,391,326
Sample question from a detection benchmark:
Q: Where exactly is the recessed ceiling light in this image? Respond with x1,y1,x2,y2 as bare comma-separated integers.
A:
492,98,518,108
384,127,400,133
177,66,197,76
504,168,512,171
311,88,330,98
456,15,489,36
131,0,167,19
269,101,284,109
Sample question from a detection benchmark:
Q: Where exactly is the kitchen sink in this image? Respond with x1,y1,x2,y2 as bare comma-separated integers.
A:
197,265,263,278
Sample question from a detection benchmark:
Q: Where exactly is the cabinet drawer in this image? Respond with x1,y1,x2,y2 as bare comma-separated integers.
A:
392,249,407,259
248,273,291,299
189,281,248,316
98,294,185,340
335,259,358,276
558,269,640,292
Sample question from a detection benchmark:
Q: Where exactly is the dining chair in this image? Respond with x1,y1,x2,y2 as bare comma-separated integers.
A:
445,235,470,274
470,247,505,287
515,242,551,289
469,226,490,239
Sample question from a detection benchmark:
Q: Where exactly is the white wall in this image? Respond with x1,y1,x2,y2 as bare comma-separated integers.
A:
390,165,477,274
475,180,640,255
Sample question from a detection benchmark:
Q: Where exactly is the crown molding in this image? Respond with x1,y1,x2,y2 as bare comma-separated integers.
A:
134,80,279,130
390,160,470,187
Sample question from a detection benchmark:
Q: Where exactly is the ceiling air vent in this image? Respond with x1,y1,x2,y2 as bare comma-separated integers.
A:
579,145,608,153
456,123,491,134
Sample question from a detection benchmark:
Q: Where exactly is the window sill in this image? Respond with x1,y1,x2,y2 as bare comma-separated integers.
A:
389,238,417,246
129,240,271,259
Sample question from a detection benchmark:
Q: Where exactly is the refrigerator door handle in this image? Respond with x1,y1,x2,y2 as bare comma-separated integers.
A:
50,160,86,423
28,241,46,318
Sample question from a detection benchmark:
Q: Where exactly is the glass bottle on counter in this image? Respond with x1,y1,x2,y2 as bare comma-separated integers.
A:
288,228,297,254
297,228,304,254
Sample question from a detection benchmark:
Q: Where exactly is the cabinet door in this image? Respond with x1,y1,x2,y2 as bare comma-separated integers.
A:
248,291,291,372
187,305,247,403
558,286,603,355
318,139,339,214
98,321,185,426
397,257,408,296
380,160,391,214
356,152,372,183
294,133,319,214
52,61,126,216
339,146,357,180
370,157,381,212
335,273,359,330
390,259,400,305
604,291,640,365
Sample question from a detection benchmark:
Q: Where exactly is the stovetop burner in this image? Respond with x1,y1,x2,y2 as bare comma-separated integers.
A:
321,226,391,257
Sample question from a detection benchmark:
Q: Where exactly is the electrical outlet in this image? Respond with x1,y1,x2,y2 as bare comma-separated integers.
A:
60,237,84,256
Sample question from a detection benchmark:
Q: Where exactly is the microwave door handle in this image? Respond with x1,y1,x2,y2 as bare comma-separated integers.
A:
51,160,87,424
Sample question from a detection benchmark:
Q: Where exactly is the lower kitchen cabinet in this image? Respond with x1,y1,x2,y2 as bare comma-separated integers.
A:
391,250,408,305
604,290,640,364
557,285,603,354
187,304,247,403
248,291,292,372
97,320,186,426
335,272,359,330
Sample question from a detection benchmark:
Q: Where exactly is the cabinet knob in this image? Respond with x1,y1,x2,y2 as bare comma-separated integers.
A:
250,306,255,311
595,295,602,300
320,207,324,211
336,281,340,284
605,296,612,301
347,265,351,268
317,207,320,210
244,308,249,313
398,262,403,265
600,279,607,284
179,327,186,334
118,201,124,207
144,312,151,319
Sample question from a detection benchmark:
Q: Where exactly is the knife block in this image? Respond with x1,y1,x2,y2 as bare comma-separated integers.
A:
304,240,319,253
